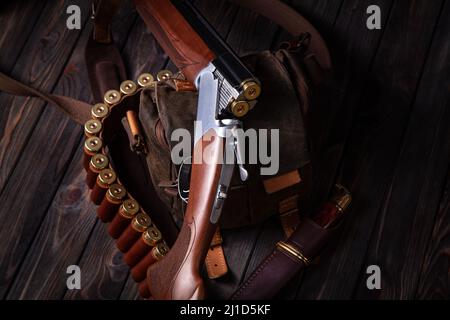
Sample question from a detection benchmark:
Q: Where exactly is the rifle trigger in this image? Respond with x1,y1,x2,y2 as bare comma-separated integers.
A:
232,128,248,182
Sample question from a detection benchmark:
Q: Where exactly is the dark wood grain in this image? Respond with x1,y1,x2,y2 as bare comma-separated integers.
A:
294,0,394,299
63,223,128,299
119,276,142,300
298,0,444,299
0,0,94,298
0,0,91,195
0,1,46,73
6,148,97,299
416,170,450,299
3,2,138,299
354,0,450,299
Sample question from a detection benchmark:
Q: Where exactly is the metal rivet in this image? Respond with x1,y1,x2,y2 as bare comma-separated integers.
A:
156,69,173,82
137,73,154,87
104,89,121,105
120,80,137,95
91,103,109,119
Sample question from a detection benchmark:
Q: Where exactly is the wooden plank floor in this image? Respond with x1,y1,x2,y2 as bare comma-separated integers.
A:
0,0,448,300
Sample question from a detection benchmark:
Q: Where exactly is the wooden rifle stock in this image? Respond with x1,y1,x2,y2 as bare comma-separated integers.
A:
135,0,245,299
134,0,216,83
147,130,224,299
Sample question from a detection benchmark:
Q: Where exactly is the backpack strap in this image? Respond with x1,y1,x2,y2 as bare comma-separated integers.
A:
92,0,121,43
230,0,331,70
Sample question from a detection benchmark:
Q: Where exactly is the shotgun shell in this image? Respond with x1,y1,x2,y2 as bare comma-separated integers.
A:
130,242,169,282
108,199,139,239
83,136,103,170
156,69,173,82
241,80,261,100
84,119,102,137
104,89,121,105
86,153,109,189
230,100,250,117
91,103,109,119
97,183,127,222
116,213,151,253
90,168,116,205
137,73,154,87
138,280,151,299
123,226,162,268
120,80,137,95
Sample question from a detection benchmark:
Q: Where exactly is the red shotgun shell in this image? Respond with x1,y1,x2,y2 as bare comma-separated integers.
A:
108,199,139,239
116,213,151,253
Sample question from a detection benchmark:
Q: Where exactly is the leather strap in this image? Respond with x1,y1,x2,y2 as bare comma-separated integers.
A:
230,218,332,300
92,0,121,43
0,72,91,125
230,0,331,70
205,228,228,279
278,194,300,237
263,170,301,194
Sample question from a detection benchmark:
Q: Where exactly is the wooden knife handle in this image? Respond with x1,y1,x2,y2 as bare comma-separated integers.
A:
134,0,216,83
147,129,223,299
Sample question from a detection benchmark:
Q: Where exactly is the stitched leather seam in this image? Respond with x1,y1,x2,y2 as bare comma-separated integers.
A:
232,251,277,299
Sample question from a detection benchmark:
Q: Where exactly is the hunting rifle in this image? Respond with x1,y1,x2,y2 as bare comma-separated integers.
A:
135,0,261,299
